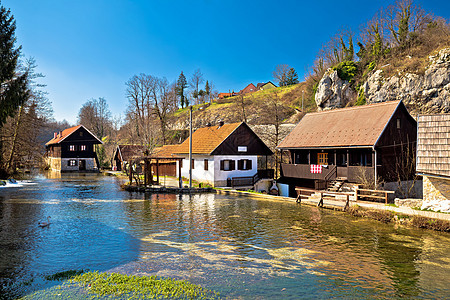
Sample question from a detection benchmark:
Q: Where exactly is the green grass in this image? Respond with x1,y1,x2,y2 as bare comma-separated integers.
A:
71,271,220,299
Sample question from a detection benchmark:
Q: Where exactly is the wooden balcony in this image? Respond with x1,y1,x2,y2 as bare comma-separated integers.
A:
281,163,374,183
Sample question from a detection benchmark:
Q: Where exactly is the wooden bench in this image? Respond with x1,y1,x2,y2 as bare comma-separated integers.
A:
295,188,317,203
355,189,395,204
317,191,353,211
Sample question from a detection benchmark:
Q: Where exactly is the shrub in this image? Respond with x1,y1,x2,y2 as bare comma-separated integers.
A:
333,61,358,82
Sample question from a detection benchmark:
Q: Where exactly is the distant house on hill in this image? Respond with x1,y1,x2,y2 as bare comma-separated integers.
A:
416,114,450,204
277,101,417,196
218,92,237,99
112,145,146,171
239,83,257,94
45,125,102,172
173,122,273,187
256,81,277,90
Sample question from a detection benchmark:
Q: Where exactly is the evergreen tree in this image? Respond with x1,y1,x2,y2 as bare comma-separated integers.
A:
205,80,210,102
285,68,299,85
176,71,188,108
0,3,29,128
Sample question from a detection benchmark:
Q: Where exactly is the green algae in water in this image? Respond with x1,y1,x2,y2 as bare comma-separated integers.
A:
71,271,220,299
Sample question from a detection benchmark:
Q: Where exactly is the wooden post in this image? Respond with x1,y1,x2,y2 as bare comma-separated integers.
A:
344,194,349,211
355,189,358,201
318,192,323,207
385,191,388,204
334,150,337,167
178,159,182,188
144,159,148,186
156,159,160,185
129,163,133,185
346,150,349,168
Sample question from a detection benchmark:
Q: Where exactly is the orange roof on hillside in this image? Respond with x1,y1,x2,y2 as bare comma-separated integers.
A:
277,101,402,149
174,122,241,154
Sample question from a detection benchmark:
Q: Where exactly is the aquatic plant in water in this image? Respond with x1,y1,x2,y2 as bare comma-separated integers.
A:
72,271,220,299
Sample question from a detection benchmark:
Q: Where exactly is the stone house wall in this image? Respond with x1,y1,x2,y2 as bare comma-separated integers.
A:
423,176,450,201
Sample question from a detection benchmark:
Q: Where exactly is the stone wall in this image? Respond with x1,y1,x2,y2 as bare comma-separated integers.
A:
423,176,450,201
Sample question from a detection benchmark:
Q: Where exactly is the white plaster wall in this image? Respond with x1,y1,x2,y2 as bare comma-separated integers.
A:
60,158,97,172
179,155,214,184
214,155,257,184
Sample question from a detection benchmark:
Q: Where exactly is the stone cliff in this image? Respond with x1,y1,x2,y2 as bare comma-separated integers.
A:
315,47,450,113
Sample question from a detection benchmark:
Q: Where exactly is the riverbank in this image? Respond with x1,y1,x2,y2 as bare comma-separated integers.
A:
216,189,450,232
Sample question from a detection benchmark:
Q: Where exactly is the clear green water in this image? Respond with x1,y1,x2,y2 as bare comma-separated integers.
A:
0,174,449,299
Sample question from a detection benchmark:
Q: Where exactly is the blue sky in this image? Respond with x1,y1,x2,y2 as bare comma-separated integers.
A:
4,0,450,124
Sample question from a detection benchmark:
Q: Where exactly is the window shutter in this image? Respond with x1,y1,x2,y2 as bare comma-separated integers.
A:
180,159,183,168
247,159,252,170
230,160,235,170
191,159,195,169
220,160,224,170
237,160,243,170
204,159,208,171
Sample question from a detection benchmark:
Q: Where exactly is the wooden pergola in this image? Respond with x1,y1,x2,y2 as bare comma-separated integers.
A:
142,156,184,187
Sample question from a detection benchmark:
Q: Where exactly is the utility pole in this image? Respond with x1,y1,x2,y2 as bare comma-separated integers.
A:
189,106,193,189
302,90,304,112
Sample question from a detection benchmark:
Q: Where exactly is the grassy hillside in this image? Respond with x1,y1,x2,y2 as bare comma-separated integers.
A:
170,82,315,131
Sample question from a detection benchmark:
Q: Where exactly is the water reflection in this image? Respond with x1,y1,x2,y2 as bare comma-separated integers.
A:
0,174,449,299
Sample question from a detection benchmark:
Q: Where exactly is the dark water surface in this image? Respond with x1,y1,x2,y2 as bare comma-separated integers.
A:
0,174,449,299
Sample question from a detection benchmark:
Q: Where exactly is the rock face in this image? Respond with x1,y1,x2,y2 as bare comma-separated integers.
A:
314,47,450,113
364,48,450,113
315,69,355,110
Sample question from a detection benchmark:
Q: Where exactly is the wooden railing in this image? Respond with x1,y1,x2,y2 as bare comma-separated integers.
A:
230,169,274,188
355,189,395,204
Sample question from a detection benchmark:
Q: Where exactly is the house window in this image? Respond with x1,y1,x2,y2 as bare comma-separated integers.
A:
397,118,401,129
80,131,83,137
68,159,77,166
69,145,76,151
204,159,208,171
238,146,247,152
317,153,328,165
238,159,252,170
220,159,235,171
80,145,87,151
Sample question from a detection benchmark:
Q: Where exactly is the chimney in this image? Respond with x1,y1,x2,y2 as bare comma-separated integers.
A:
218,121,224,128
54,132,57,139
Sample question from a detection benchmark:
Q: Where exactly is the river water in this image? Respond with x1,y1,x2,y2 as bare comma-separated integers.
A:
0,174,449,299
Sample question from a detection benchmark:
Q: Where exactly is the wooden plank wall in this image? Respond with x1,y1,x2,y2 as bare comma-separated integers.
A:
416,114,450,177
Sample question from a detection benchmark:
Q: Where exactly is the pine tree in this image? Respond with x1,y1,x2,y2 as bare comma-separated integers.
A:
285,68,299,85
176,71,188,108
0,3,29,128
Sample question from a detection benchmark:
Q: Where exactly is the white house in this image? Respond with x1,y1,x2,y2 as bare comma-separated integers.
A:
172,122,273,187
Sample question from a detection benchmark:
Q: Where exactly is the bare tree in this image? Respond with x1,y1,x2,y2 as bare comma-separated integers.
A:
78,97,112,139
189,69,204,105
1,57,53,174
385,0,431,47
272,64,290,87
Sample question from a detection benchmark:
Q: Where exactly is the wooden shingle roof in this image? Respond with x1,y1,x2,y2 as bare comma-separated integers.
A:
174,123,241,155
416,114,450,178
277,101,402,149
117,145,146,161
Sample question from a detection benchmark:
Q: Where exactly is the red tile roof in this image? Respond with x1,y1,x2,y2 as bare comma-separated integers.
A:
277,101,402,149
174,122,241,155
46,125,103,145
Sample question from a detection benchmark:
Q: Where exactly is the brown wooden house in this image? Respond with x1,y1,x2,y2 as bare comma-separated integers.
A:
276,101,417,196
45,125,102,172
112,145,146,171
416,114,450,202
